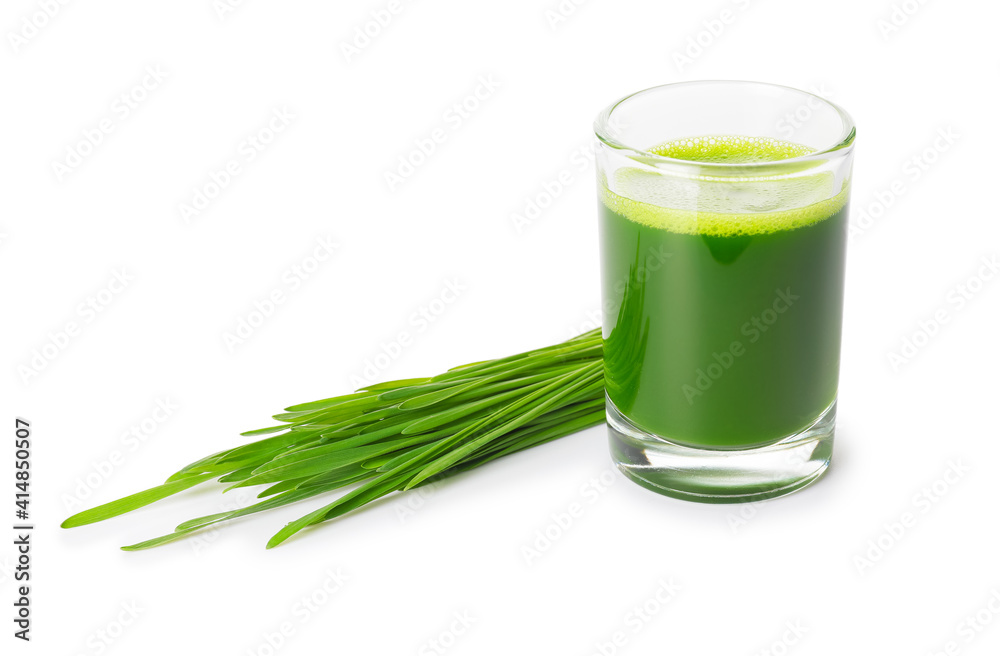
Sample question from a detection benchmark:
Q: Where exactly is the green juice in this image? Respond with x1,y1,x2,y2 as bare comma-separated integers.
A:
599,136,849,449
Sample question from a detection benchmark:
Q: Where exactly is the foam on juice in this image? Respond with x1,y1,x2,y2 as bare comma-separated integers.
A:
600,135,849,237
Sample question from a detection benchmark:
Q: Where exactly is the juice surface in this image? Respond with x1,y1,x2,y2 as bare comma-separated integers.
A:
599,136,849,449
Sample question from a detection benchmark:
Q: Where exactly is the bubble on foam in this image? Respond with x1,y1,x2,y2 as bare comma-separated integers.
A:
649,134,814,164
601,135,849,237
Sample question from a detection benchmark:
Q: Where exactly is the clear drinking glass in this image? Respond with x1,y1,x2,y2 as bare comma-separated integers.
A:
594,81,855,502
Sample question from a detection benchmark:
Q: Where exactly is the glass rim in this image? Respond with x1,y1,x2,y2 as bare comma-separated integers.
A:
593,80,856,171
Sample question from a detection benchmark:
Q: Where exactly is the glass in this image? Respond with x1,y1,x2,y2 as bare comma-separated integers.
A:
594,81,855,502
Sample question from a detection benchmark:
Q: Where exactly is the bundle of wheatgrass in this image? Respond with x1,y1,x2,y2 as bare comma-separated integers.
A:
62,329,604,549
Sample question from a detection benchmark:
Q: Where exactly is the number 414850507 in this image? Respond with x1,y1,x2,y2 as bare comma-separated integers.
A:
15,418,30,520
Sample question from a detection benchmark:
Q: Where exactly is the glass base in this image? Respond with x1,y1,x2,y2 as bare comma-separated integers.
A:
607,398,835,504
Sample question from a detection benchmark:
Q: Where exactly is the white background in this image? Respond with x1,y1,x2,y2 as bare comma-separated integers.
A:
2,0,999,654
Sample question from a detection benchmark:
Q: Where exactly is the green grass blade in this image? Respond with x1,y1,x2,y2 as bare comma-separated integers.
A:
399,382,550,435
283,390,379,413
376,380,465,402
405,362,602,488
266,470,409,548
240,434,436,487
239,425,289,437
62,473,217,528
121,527,205,551
218,465,258,484
292,467,372,490
354,377,433,393
68,326,606,550
256,478,309,498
